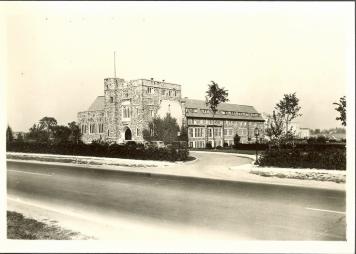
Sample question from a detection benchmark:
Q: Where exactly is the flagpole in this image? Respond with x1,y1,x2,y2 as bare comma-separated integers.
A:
114,51,117,78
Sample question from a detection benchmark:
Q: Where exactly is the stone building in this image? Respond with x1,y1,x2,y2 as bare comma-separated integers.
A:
78,77,265,146
78,78,181,144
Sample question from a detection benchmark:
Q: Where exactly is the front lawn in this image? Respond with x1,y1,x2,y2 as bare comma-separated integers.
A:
7,211,91,240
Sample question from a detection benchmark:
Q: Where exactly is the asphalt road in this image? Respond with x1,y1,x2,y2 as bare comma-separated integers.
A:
7,155,346,240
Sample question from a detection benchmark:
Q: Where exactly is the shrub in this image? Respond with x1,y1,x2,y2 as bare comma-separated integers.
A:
206,142,212,149
233,134,240,148
6,141,189,162
223,142,229,148
216,145,222,149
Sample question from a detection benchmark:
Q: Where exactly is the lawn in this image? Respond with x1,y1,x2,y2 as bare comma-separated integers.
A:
7,211,91,240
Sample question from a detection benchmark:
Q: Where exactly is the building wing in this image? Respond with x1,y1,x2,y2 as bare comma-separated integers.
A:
184,98,264,121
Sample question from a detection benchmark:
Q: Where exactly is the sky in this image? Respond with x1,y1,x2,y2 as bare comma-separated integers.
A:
3,1,354,132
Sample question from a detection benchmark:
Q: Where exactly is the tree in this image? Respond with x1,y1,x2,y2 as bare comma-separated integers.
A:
27,123,49,142
333,96,346,126
6,126,14,143
17,133,24,142
178,125,188,142
39,117,58,133
205,81,229,148
68,121,81,144
143,114,180,144
265,111,284,140
275,92,302,134
52,125,71,144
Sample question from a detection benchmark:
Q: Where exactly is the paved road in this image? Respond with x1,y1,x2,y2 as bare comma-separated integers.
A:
7,154,346,240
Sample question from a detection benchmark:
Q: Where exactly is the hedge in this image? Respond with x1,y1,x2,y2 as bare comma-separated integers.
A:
6,141,189,162
233,143,345,151
256,146,346,170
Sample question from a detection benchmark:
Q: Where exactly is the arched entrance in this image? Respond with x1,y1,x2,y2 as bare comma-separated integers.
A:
124,128,132,140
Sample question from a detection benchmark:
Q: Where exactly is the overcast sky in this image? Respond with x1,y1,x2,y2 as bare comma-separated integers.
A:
4,1,354,132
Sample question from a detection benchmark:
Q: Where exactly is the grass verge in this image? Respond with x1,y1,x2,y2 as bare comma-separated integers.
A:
250,170,346,183
190,148,258,155
7,211,92,240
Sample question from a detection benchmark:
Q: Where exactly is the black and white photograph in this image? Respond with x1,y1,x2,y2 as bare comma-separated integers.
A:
0,1,354,253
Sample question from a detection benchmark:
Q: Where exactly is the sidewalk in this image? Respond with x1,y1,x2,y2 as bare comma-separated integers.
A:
7,151,345,191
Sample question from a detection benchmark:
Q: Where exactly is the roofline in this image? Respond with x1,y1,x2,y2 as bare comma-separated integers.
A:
78,110,104,114
183,98,256,108
186,115,265,122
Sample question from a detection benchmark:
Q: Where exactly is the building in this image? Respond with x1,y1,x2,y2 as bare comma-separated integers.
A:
299,128,310,139
183,98,265,147
78,77,265,147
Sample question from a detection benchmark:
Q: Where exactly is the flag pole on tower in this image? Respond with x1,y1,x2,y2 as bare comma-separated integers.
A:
114,51,117,78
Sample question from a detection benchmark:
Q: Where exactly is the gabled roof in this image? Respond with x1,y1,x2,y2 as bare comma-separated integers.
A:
183,98,264,121
88,96,105,111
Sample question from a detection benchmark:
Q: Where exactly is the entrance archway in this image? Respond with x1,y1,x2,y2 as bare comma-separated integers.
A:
124,128,132,140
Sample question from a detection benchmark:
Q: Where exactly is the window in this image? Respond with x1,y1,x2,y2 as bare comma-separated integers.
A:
169,90,172,96
189,128,194,138
196,141,205,148
189,142,194,148
174,90,177,96
147,87,154,94
107,129,110,136
150,110,155,117
195,128,203,137
208,128,213,138
161,89,165,95
136,107,139,116
223,129,227,136
188,119,193,125
81,124,87,134
89,124,96,133
98,123,104,133
136,128,140,136
122,106,131,119
215,128,222,137
110,97,114,103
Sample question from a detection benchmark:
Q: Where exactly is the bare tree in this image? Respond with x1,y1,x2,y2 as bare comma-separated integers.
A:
205,81,229,148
